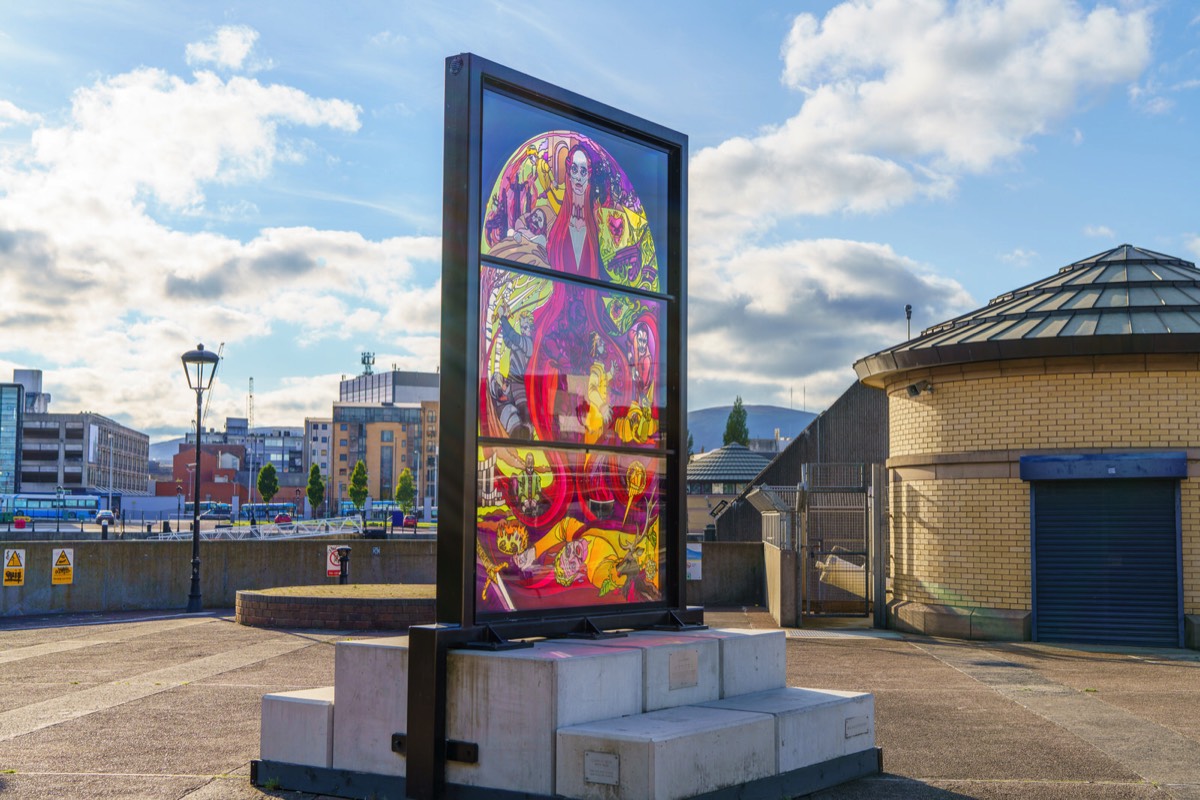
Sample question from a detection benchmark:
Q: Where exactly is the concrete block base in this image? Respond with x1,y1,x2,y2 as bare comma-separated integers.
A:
258,627,881,799
701,687,874,773
1186,614,1200,651
260,686,335,768
445,640,643,795
331,636,409,776
889,600,1030,641
653,628,785,697
556,705,775,800
587,632,721,711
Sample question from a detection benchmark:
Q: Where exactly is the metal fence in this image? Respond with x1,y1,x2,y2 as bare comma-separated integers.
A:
155,516,364,541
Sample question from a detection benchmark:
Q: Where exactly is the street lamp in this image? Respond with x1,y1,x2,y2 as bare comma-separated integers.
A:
294,488,302,520
55,485,63,533
181,343,220,613
176,484,184,534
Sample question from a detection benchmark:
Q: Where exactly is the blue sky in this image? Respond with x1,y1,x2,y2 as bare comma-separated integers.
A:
1,1,1197,440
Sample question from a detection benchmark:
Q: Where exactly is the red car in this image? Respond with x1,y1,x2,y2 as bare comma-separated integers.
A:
273,513,292,524
403,514,417,528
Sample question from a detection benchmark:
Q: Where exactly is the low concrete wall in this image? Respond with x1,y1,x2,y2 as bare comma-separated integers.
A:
0,538,435,617
3,537,762,619
763,543,798,627
686,541,764,607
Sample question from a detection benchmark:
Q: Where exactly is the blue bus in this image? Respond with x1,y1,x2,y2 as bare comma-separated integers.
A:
0,493,101,520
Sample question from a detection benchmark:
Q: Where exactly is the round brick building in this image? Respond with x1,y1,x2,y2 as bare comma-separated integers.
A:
854,245,1199,649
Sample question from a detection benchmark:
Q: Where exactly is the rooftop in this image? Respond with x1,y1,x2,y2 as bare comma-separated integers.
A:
855,244,1200,385
687,443,771,483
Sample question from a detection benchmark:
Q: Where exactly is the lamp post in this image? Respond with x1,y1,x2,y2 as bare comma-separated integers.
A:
55,484,63,533
176,484,184,534
295,487,302,520
181,343,220,613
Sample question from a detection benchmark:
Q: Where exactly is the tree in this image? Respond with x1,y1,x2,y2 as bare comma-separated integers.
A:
257,463,279,505
306,464,325,518
394,467,416,514
723,396,750,446
687,431,695,461
348,459,369,513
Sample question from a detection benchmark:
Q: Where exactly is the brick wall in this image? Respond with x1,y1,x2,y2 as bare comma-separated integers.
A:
885,355,1200,618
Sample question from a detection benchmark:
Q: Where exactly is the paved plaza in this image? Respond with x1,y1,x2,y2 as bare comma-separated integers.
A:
1,607,1198,799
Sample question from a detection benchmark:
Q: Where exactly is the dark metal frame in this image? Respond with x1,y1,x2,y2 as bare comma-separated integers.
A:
404,53,698,800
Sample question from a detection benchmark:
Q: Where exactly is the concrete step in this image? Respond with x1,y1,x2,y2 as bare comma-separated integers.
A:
331,636,410,776
701,686,875,773
556,704,776,800
260,686,335,768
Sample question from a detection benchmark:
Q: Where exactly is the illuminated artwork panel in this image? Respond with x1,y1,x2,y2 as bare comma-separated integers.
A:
480,90,668,293
476,444,665,616
479,263,666,451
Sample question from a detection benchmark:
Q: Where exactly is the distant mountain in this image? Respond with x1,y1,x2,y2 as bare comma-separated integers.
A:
149,437,186,463
687,405,816,455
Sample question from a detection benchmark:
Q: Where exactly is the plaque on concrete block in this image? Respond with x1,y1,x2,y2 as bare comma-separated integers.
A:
584,751,620,786
668,649,698,690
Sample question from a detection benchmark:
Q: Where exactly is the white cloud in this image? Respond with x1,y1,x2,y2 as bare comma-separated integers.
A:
0,99,39,129
691,0,1150,247
185,25,263,72
999,248,1038,266
687,238,974,410
1084,224,1115,238
0,50,438,436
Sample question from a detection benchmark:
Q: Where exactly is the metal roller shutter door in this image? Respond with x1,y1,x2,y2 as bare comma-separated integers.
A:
1033,478,1181,647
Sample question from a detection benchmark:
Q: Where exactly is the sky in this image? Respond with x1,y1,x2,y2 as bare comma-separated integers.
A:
1,0,1197,441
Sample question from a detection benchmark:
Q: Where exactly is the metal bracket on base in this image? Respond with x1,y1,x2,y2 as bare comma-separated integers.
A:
457,623,535,651
393,734,479,764
559,616,628,640
652,609,708,631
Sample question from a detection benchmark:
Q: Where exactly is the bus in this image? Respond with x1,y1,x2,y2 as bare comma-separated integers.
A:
0,493,102,521
238,502,298,522
183,501,233,520
337,500,399,520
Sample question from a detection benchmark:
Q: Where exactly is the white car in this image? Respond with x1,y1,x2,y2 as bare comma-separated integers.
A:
95,510,115,524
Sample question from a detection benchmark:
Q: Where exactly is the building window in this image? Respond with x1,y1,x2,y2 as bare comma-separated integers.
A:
339,454,347,462
339,439,348,447
381,430,394,443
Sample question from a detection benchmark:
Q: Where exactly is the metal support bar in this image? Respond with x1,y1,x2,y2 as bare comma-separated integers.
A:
392,734,479,764
459,623,535,651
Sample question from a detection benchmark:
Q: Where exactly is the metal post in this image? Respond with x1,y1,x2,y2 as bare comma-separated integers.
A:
337,546,351,585
871,463,888,629
187,388,203,613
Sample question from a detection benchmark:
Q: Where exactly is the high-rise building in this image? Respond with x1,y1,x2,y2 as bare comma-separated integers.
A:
0,383,24,494
331,369,440,514
21,412,150,510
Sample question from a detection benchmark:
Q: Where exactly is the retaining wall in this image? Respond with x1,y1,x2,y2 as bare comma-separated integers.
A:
1,538,762,618
1,538,435,617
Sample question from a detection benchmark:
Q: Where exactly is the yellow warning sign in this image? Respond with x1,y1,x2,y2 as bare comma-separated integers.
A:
3,548,24,587
51,548,73,585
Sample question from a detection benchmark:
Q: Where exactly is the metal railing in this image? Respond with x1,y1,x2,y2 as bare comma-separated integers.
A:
155,516,364,541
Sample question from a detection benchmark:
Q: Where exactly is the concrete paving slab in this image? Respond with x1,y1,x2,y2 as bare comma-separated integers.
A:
0,607,1197,799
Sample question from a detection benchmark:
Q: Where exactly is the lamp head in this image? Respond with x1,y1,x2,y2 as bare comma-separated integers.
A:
181,343,220,391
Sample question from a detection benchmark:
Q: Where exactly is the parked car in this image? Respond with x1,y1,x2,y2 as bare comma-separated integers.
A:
403,514,417,528
199,510,230,522
273,513,292,524
95,510,115,524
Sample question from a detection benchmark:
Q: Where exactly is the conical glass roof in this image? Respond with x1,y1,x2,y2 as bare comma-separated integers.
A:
854,245,1200,385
